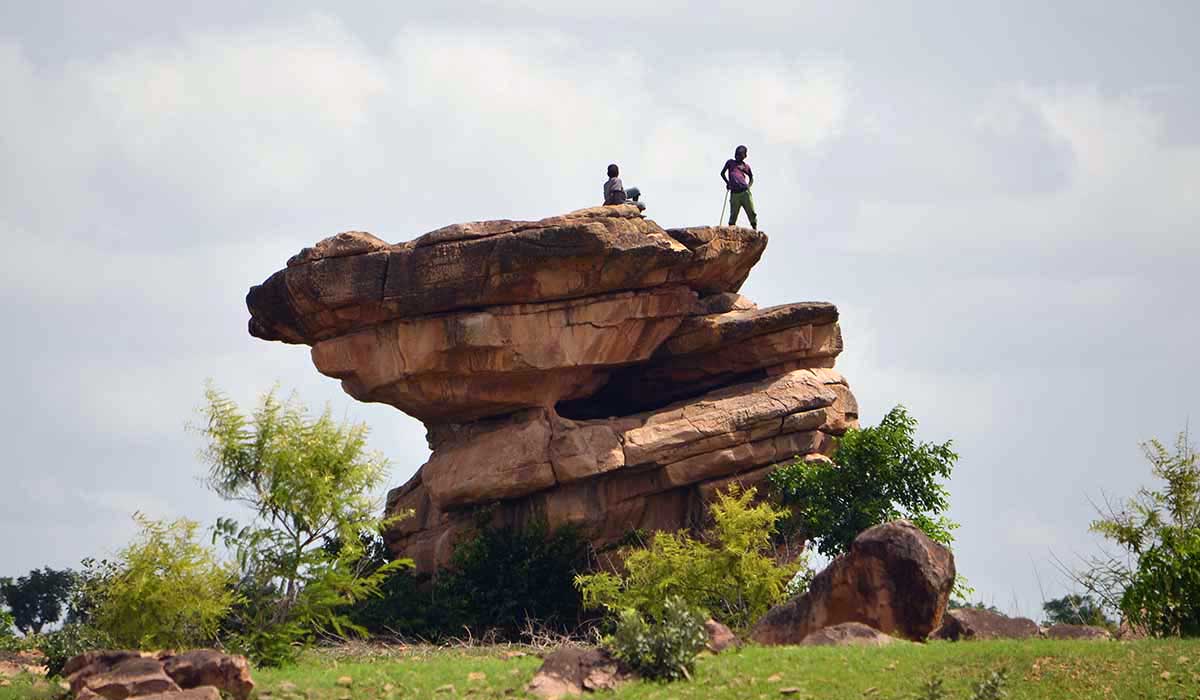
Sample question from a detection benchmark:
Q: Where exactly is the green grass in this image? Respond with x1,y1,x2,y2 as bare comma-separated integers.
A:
4,639,1198,700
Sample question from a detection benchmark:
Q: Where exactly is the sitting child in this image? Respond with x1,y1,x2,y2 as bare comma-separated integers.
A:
603,163,645,210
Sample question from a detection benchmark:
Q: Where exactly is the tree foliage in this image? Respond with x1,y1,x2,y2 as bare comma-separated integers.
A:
0,567,75,635
199,384,407,664
768,405,958,557
576,486,802,631
85,514,235,649
1080,431,1200,636
1041,594,1112,628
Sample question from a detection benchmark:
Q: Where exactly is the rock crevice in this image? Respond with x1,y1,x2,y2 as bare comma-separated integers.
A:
247,205,858,572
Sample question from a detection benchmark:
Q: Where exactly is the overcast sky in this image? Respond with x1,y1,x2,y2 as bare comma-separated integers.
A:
2,1,1197,619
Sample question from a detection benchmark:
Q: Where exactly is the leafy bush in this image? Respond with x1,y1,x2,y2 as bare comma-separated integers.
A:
0,568,75,635
606,596,706,681
348,520,589,641
37,623,114,677
1080,431,1200,636
769,405,958,557
576,486,801,630
200,385,408,664
86,514,235,649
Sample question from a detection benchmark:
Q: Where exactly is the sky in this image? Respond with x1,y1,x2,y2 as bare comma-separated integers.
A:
1,1,1197,620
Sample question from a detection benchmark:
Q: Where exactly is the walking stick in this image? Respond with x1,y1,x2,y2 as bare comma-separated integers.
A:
719,189,729,226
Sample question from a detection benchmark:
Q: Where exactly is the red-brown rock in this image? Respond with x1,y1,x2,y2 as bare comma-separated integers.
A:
750,521,956,645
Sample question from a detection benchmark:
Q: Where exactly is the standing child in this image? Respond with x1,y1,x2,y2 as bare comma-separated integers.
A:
720,145,756,229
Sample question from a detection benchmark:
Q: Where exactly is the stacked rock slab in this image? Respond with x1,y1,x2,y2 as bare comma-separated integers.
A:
246,205,859,573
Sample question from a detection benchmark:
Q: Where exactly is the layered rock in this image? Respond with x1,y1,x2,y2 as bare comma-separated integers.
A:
246,205,859,572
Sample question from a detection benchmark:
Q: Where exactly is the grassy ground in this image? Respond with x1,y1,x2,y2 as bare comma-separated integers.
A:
3,638,1197,700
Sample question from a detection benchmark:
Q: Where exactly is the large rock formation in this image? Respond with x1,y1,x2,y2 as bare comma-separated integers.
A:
246,205,859,572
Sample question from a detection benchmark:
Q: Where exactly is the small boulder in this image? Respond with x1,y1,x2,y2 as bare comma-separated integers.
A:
162,650,255,700
1043,623,1111,640
800,622,902,647
77,656,180,699
527,647,631,699
932,609,1039,641
704,619,738,652
750,520,955,645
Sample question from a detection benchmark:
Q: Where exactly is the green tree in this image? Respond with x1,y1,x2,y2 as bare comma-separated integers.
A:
0,567,75,635
1041,593,1112,628
576,486,802,630
86,514,235,649
199,384,408,664
1082,431,1200,636
768,405,959,557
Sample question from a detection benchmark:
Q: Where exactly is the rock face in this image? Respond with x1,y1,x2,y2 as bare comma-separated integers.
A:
750,520,956,645
246,206,859,571
932,609,1040,641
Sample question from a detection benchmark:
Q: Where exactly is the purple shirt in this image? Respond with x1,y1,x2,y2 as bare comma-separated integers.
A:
725,159,752,192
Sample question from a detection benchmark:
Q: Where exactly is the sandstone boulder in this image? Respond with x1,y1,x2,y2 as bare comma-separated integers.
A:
750,521,955,645
1043,623,1111,640
799,622,902,647
932,609,1040,641
526,647,630,699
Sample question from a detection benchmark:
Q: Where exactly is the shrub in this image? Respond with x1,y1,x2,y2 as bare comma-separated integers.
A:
768,405,958,557
606,595,706,681
1080,431,1200,636
348,519,590,641
37,623,114,677
87,514,235,649
576,486,801,630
